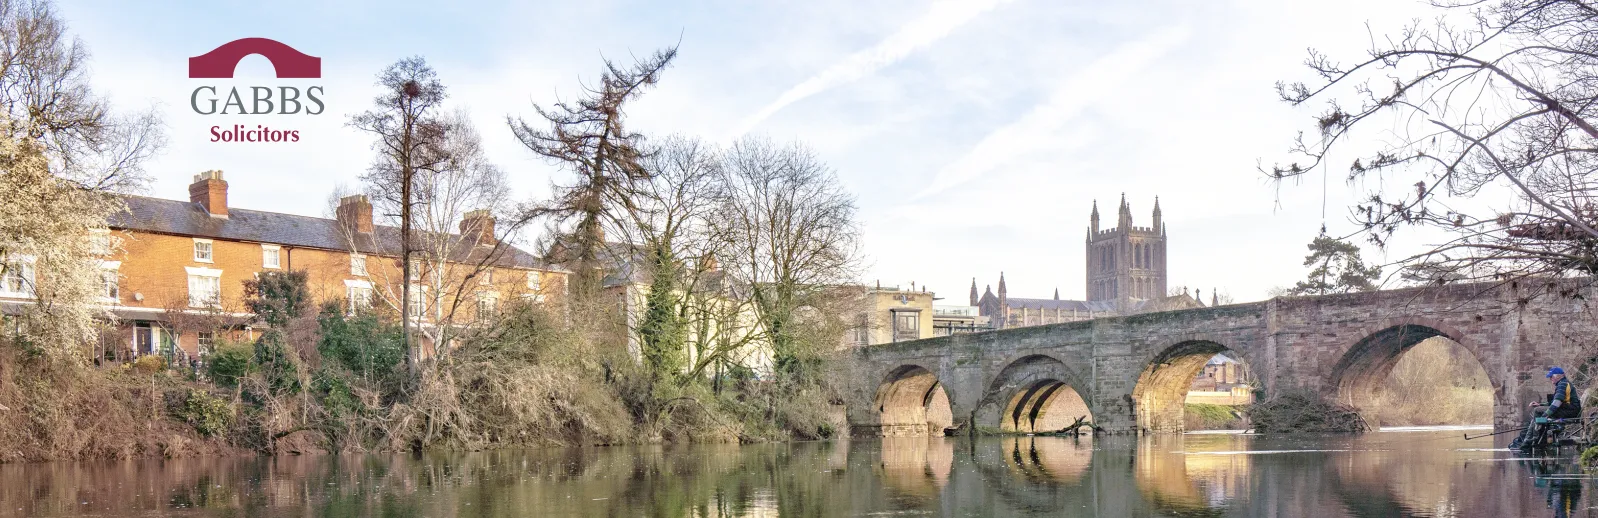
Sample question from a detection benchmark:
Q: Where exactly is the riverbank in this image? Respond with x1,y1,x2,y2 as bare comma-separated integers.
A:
0,307,848,463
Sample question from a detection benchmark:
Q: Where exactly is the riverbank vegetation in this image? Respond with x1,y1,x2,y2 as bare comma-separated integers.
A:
0,0,862,461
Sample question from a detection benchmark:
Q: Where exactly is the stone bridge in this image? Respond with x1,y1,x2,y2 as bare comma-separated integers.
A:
846,281,1598,436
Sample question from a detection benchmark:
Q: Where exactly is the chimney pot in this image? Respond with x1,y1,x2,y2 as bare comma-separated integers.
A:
337,195,374,234
189,170,228,217
460,209,495,245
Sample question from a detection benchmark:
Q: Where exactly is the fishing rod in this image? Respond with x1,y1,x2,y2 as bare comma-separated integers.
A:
1464,427,1527,440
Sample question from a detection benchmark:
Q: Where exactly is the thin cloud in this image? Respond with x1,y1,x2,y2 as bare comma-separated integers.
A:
727,0,1016,138
913,25,1193,199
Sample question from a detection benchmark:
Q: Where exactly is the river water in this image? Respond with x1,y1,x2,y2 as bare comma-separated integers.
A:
1,427,1592,517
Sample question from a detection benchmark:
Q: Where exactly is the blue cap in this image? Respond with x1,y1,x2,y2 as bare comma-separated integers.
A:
1548,367,1565,378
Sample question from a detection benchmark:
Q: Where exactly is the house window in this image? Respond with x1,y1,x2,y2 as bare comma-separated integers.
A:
852,315,869,345
347,285,372,313
526,271,542,291
100,267,119,301
476,293,497,321
197,332,216,355
351,254,367,277
479,269,493,286
892,311,919,342
90,231,112,255
407,285,426,321
262,245,281,269
186,267,222,307
193,239,213,263
0,259,34,297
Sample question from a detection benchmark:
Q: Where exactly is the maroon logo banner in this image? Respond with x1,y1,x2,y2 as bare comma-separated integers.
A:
188,38,321,79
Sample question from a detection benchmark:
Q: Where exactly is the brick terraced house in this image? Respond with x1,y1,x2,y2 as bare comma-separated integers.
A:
0,171,567,363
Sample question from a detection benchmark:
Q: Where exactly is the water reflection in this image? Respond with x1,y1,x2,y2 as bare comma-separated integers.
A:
1,430,1595,517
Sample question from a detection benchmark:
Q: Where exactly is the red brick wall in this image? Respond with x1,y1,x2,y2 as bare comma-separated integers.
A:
105,229,565,356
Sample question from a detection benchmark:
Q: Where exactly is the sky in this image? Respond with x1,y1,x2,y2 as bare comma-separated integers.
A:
59,0,1448,304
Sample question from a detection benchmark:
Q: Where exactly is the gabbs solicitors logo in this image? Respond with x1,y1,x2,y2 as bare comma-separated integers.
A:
188,38,324,143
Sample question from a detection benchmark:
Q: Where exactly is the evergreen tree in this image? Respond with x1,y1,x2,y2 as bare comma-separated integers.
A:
1289,233,1382,295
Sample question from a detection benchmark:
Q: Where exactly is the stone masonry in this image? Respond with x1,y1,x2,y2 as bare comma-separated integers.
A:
847,281,1598,435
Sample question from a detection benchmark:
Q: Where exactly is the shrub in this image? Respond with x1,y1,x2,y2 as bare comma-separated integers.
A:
253,330,302,395
176,389,233,437
316,303,404,390
131,354,166,374
207,341,253,387
1581,446,1598,469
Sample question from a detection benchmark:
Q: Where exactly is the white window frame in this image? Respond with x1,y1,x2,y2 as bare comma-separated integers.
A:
476,292,498,321
351,254,367,277
344,279,373,314
100,261,121,302
261,244,281,269
479,268,493,286
185,266,223,308
0,255,36,298
193,238,214,263
526,271,542,291
407,284,427,322
196,331,216,355
90,229,112,256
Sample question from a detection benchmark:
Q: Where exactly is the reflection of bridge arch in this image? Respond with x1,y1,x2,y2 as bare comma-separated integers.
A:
871,364,954,437
1329,320,1500,427
1131,338,1252,432
978,354,1095,431
970,436,1096,512
875,437,953,505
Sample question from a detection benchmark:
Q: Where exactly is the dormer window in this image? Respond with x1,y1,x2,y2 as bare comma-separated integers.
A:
193,239,214,263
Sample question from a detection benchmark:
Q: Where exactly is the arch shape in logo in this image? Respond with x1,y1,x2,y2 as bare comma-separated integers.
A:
188,38,321,79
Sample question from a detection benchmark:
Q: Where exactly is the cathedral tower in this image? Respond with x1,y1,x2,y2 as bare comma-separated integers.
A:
1085,195,1166,305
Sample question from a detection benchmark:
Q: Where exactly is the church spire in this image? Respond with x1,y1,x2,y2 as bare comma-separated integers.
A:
1152,196,1163,230
1118,192,1133,228
1054,287,1059,300
1090,200,1100,235
970,278,979,306
998,272,1007,303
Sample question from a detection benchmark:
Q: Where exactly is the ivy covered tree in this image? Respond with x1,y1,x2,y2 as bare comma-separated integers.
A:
1289,233,1382,296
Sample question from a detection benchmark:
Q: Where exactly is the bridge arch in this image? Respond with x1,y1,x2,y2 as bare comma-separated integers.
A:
869,363,954,437
1131,337,1255,433
1328,319,1501,427
977,354,1095,432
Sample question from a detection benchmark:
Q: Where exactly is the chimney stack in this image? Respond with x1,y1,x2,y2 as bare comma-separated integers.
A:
459,209,495,245
189,170,228,217
336,195,374,234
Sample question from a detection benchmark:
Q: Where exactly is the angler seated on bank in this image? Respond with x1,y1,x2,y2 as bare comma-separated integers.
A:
1509,367,1582,450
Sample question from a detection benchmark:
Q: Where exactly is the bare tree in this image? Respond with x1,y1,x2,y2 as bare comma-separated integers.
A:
0,0,160,192
347,109,526,362
1269,0,1598,288
509,46,677,296
0,0,161,362
621,136,773,383
350,57,447,372
716,137,861,378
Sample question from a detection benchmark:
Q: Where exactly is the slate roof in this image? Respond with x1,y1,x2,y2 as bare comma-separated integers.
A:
1004,297,1117,313
110,195,552,270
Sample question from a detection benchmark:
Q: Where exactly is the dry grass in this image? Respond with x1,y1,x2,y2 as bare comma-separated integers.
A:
1376,337,1494,426
0,348,240,462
